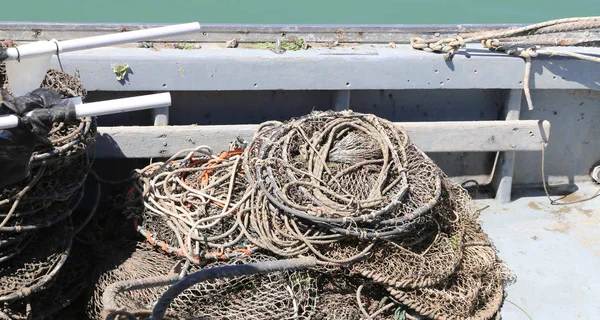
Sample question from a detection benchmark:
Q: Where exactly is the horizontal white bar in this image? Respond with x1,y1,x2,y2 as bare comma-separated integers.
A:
0,93,171,130
76,92,171,117
3,22,200,61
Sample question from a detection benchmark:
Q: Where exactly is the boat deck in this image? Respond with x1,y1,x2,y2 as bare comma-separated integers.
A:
478,182,600,319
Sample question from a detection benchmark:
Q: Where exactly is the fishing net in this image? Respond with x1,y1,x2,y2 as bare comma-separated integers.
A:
86,240,183,319
311,273,403,320
0,218,73,303
118,110,510,319
88,239,317,320
240,111,447,266
132,145,257,263
165,252,317,320
387,215,508,320
0,240,93,319
39,69,87,100
0,66,97,319
0,158,88,233
0,68,93,259
350,182,472,289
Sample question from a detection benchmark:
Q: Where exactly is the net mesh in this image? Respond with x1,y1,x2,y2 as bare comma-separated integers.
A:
1,239,92,319
124,111,511,319
0,218,73,303
0,67,95,318
87,239,317,320
132,146,255,262
239,111,449,266
312,273,400,320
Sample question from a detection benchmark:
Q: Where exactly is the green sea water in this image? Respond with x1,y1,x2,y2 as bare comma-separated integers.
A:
3,0,600,24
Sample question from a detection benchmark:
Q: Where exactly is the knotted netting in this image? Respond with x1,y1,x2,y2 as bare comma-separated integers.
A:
387,216,508,320
0,67,97,318
120,110,511,319
88,241,317,320
1,238,92,319
132,143,257,263
240,111,454,266
238,110,510,318
0,218,73,303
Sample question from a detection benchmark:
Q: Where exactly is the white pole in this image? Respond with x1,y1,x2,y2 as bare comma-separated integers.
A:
0,92,171,130
3,22,200,61
76,92,171,117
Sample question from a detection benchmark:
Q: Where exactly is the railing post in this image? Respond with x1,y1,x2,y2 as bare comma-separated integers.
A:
493,89,523,203
332,90,351,111
152,106,170,126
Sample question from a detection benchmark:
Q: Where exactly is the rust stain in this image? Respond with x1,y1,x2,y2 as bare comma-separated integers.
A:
527,202,542,211
544,212,600,257
580,208,595,217
561,192,583,202
545,221,571,234
550,206,573,217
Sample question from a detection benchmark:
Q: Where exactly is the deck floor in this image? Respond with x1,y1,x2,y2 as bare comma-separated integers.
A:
477,182,600,319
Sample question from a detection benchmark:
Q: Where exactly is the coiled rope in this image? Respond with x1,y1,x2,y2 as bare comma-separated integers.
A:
412,16,600,110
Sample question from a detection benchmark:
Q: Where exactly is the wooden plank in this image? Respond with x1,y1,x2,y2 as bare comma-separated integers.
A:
92,120,551,158
493,89,523,203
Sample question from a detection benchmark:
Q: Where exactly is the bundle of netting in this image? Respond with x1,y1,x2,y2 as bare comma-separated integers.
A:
131,143,256,263
1,238,92,319
240,110,510,319
86,238,317,320
240,111,446,263
0,68,96,317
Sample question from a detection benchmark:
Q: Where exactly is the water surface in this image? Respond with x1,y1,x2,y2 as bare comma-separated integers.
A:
3,0,600,24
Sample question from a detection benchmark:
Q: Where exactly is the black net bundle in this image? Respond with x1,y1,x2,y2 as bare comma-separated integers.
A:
0,66,97,318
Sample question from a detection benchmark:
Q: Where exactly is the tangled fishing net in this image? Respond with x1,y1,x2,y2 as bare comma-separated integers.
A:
86,238,317,320
131,143,256,263
0,66,97,318
103,110,511,319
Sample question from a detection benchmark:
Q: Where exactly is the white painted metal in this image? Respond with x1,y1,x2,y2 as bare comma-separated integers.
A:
152,107,170,126
333,90,351,111
0,93,171,130
77,93,171,118
46,46,600,92
2,22,199,96
592,166,600,183
3,54,53,96
3,23,201,61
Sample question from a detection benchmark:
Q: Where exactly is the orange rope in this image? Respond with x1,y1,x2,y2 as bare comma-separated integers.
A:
231,248,252,255
200,149,244,186
146,231,155,246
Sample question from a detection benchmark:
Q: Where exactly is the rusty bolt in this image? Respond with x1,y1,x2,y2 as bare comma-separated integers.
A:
591,165,600,183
